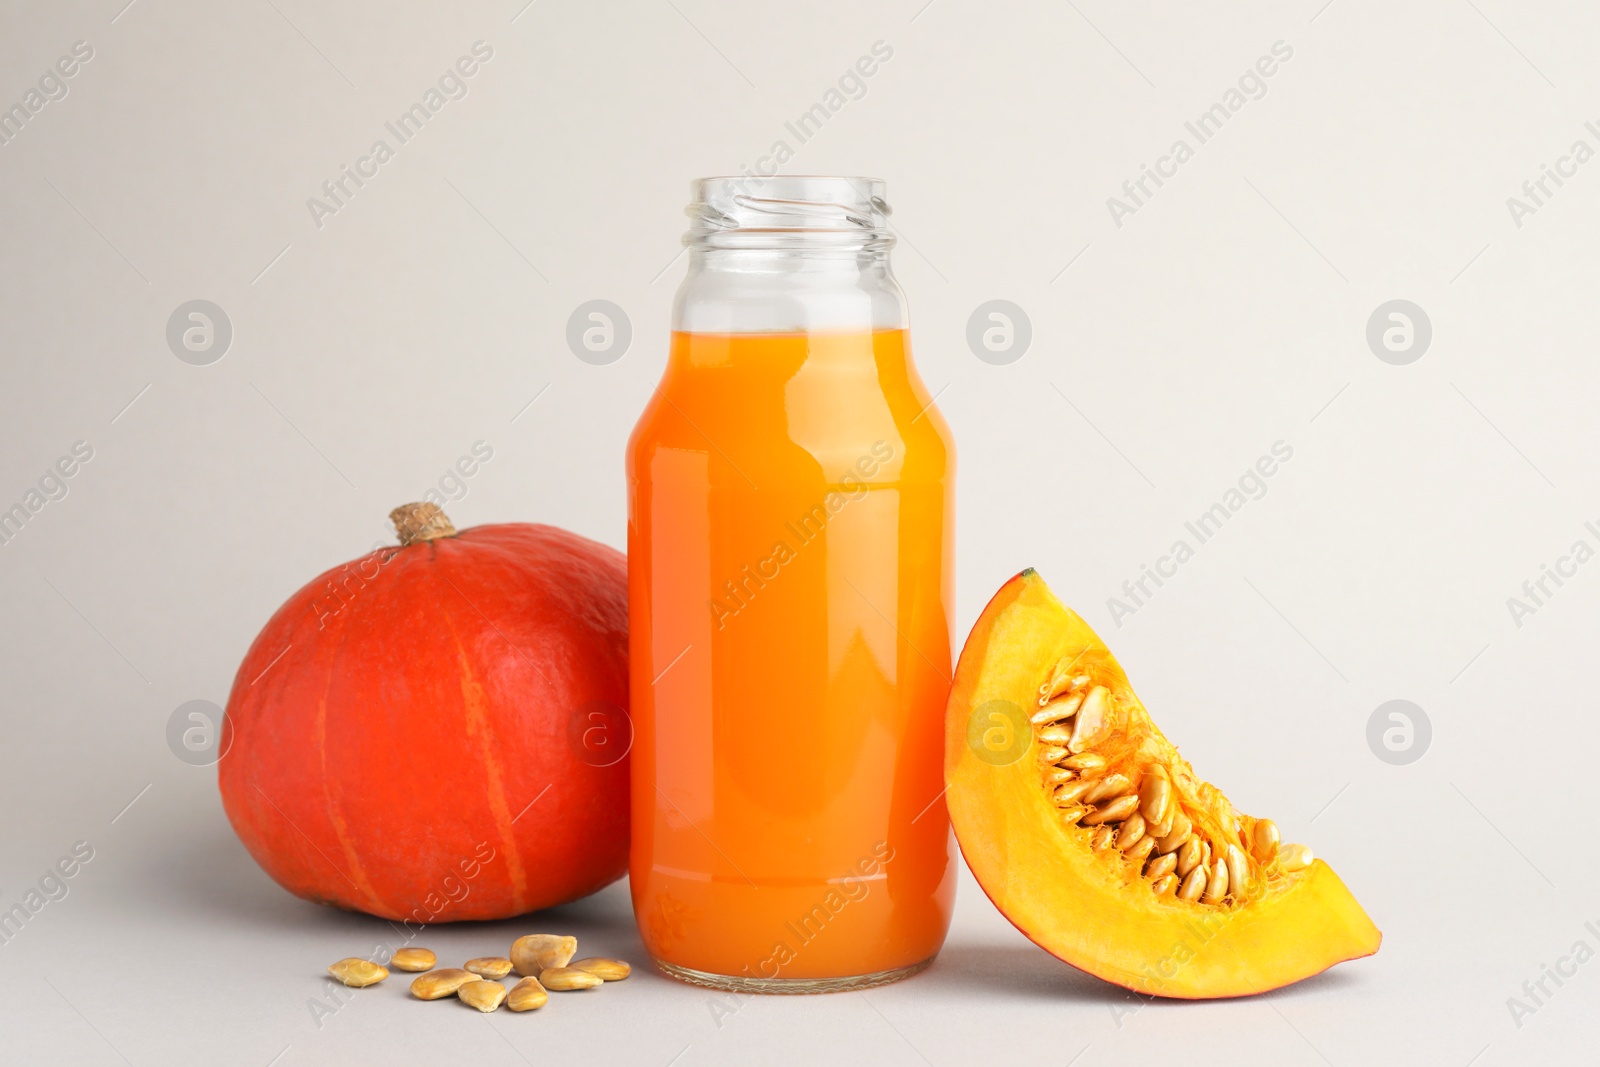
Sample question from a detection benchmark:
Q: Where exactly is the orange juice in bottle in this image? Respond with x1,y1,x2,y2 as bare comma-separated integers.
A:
627,177,955,991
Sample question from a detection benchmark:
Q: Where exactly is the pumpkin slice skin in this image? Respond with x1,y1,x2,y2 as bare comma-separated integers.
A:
945,569,1381,999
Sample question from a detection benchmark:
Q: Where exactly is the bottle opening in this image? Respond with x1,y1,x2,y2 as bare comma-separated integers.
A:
686,175,892,250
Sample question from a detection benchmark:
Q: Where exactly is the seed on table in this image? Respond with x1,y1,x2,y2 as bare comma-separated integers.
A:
572,958,632,981
458,980,508,1013
411,968,478,1000
328,958,388,987
390,948,435,972
540,966,603,991
507,976,549,1012
510,935,578,977
465,957,514,980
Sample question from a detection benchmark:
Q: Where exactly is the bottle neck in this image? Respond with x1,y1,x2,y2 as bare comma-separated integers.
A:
675,247,905,334
673,176,907,334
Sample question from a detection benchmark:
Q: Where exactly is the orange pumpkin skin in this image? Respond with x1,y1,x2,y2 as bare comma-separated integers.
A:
219,521,629,923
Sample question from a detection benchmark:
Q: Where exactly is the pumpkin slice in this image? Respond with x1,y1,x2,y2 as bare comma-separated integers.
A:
945,569,1380,998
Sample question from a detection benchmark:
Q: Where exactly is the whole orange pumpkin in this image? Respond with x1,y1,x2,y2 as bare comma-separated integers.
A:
219,503,630,923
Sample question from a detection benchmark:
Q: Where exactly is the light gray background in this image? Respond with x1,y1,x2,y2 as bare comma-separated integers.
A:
2,0,1595,1063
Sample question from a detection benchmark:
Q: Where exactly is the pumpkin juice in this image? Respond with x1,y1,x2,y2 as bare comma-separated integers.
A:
628,327,956,986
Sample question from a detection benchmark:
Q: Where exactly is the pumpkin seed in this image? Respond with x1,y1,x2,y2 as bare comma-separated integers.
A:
1031,693,1084,725
1082,774,1132,805
1037,725,1074,746
1139,772,1172,826
458,980,507,1013
510,935,578,977
1041,670,1089,703
1251,819,1281,863
1155,813,1192,854
1226,844,1251,902
1053,780,1093,806
540,966,603,991
1124,836,1156,865
572,958,632,981
411,968,478,1000
1177,866,1208,901
1202,859,1229,904
1037,668,1072,704
1278,843,1313,872
465,957,514,980
1084,794,1140,826
506,976,549,1012
328,958,388,987
1061,753,1107,775
1068,687,1111,752
389,948,435,973
1175,836,1204,878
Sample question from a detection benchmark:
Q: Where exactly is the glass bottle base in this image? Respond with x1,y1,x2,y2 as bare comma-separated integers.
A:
653,955,935,995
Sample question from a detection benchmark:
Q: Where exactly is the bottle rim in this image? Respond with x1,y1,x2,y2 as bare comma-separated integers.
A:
685,175,893,250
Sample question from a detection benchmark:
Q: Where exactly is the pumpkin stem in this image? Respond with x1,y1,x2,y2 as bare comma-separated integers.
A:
389,502,457,546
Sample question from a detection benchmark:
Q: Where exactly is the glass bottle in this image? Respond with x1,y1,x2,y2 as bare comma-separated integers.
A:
627,176,955,992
